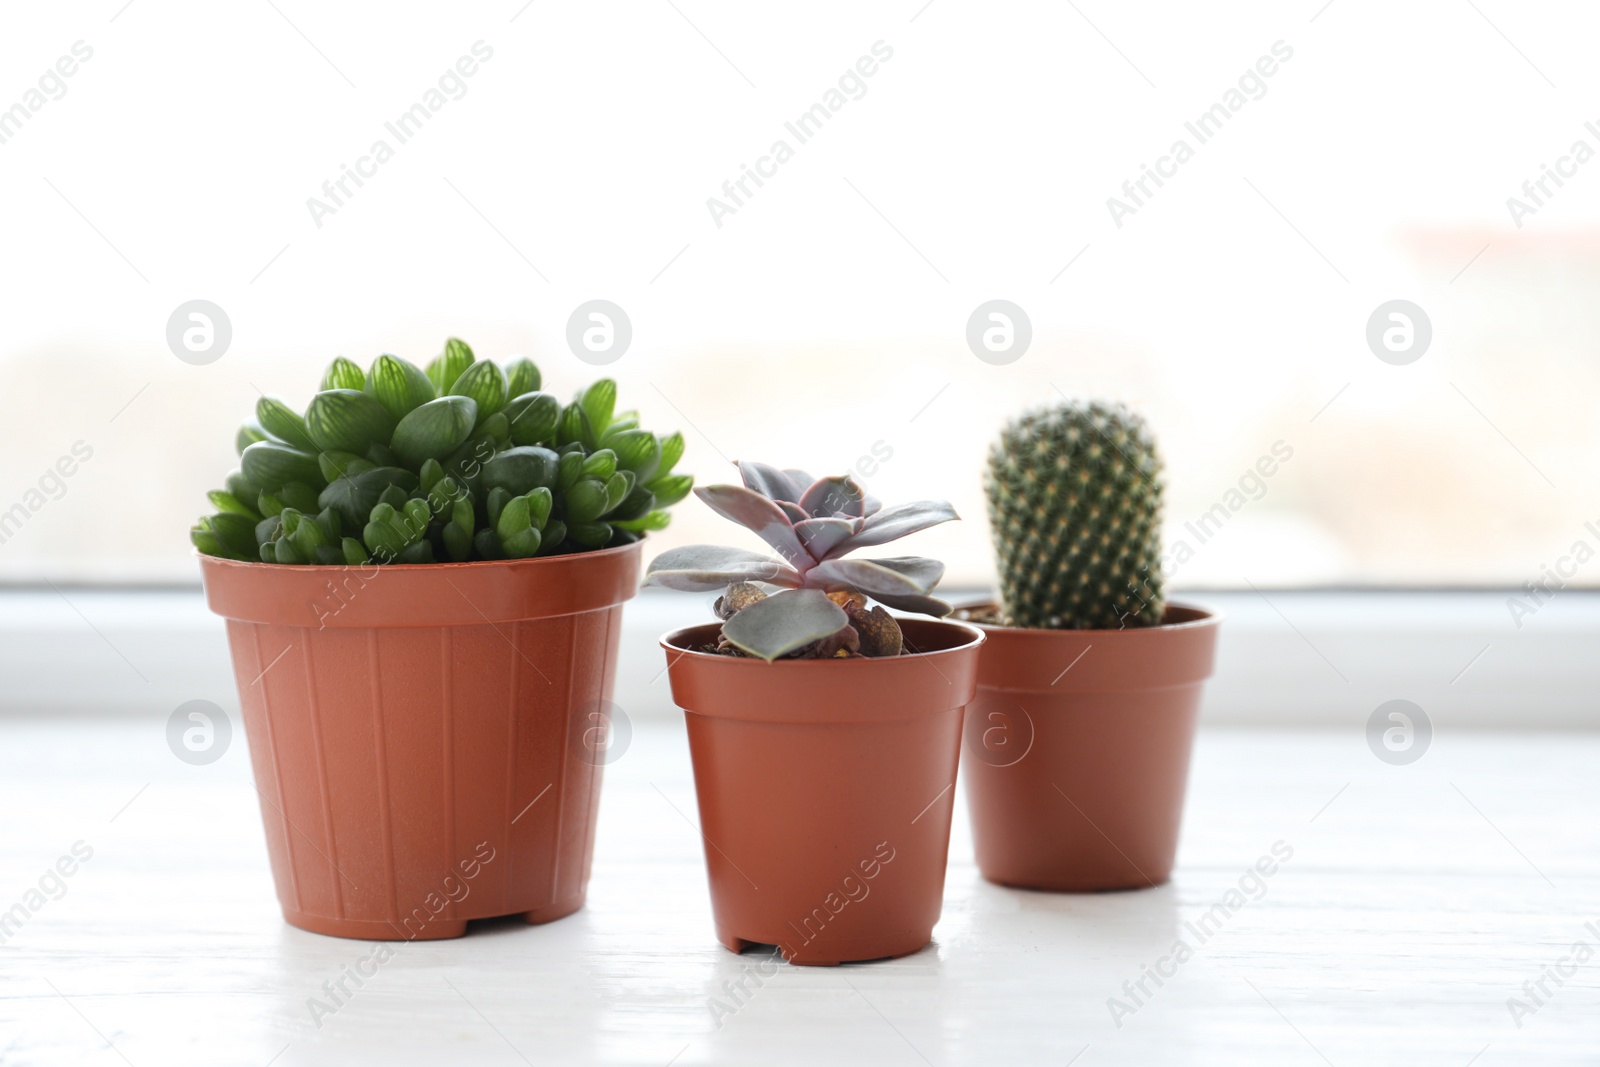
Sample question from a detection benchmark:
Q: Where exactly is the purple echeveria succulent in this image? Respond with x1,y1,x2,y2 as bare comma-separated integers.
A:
644,461,959,660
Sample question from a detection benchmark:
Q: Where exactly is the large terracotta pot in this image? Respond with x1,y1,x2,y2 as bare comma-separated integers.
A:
661,618,983,966
198,542,640,940
961,603,1220,891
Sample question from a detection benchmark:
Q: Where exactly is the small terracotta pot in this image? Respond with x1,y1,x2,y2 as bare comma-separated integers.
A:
199,542,640,940
961,603,1220,892
661,618,983,966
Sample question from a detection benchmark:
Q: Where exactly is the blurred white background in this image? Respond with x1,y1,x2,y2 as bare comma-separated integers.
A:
1,0,1597,587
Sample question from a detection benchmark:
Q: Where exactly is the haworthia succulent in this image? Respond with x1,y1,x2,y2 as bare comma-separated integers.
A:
194,344,691,566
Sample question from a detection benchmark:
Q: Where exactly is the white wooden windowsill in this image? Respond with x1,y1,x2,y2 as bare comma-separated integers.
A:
1,715,1597,1065
4,587,1600,726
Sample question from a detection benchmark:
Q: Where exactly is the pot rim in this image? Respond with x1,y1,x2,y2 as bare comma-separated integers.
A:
659,616,985,665
199,538,643,628
954,599,1223,636
193,537,643,575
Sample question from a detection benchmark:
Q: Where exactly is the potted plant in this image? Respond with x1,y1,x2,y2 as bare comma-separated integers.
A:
192,339,692,939
646,463,983,965
959,401,1221,891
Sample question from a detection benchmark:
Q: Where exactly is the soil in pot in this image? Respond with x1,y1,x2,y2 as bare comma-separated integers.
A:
199,541,640,940
958,603,1221,892
661,618,983,965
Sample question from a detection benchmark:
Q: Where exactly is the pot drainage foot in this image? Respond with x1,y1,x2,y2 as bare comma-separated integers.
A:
521,894,586,926
282,910,469,941
717,927,931,967
717,930,758,956
785,931,932,967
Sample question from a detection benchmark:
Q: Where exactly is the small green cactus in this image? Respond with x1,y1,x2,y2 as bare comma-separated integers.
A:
984,400,1165,630
191,339,693,565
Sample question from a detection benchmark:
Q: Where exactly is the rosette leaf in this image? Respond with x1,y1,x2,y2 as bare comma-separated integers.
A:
644,545,802,591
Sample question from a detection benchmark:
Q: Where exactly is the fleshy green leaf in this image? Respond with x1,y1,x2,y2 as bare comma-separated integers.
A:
607,430,661,480
647,473,694,507
279,481,320,513
450,360,509,419
320,357,366,392
606,485,655,522
526,486,553,528
505,392,561,446
565,478,610,525
486,487,510,529
613,509,671,533
566,522,611,549
236,421,268,456
581,449,617,481
206,512,259,559
318,467,420,531
191,524,226,558
304,389,399,455
656,432,685,476
207,490,260,521
256,396,317,452
579,379,616,435
241,441,323,492
480,446,559,497
365,354,437,420
341,536,370,565
505,358,541,397
427,337,475,395
318,451,374,483
391,396,478,468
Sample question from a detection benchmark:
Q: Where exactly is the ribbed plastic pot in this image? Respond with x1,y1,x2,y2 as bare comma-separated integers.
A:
660,618,983,966
961,603,1220,892
198,541,640,940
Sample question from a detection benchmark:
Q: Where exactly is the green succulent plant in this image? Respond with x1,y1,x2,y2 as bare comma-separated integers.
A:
984,400,1165,630
191,339,692,565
